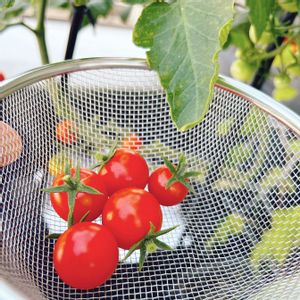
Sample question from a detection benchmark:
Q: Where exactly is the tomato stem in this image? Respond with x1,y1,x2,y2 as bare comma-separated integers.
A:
163,154,202,193
123,223,178,271
145,240,158,253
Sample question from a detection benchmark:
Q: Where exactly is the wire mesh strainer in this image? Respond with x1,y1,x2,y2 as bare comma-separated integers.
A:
1,58,300,300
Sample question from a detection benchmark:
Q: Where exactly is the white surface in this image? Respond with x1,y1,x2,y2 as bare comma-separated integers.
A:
0,280,28,300
0,19,146,79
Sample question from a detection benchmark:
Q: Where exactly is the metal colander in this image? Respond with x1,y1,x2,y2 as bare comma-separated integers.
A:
1,58,300,300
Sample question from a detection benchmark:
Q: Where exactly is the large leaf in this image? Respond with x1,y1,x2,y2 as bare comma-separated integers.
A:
246,0,275,40
133,0,234,131
81,0,113,27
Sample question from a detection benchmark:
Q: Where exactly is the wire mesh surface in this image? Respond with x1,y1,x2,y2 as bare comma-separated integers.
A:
2,61,300,300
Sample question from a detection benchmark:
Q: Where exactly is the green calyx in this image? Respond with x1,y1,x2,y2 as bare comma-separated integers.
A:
123,223,178,271
93,138,119,172
163,154,202,192
42,162,100,228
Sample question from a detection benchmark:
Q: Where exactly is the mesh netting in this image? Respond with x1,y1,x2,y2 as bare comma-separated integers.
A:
1,64,300,300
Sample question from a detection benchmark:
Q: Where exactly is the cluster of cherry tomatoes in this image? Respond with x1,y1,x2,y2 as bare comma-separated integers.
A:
44,120,198,290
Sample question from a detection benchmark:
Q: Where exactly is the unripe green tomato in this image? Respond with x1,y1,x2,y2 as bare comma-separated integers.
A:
273,47,296,68
273,73,291,88
235,48,243,58
230,59,256,82
277,0,299,12
249,25,274,45
287,65,300,77
273,85,298,101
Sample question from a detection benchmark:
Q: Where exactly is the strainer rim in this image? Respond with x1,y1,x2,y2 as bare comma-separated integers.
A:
1,56,300,136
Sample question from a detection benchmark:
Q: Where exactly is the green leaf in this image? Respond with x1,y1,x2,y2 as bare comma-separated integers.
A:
82,0,113,27
133,0,234,131
162,157,177,174
138,245,147,271
183,171,202,178
75,161,81,181
153,238,173,251
123,239,144,261
42,185,69,193
45,233,61,239
67,190,77,227
78,183,101,194
246,0,274,40
153,225,178,238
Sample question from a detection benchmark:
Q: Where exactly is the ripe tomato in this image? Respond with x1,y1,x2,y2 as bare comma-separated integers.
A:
102,188,162,249
50,168,107,223
56,120,77,145
148,166,189,206
122,133,142,151
98,148,149,196
53,222,118,290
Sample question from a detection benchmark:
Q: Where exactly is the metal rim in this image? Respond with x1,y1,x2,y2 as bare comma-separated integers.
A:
1,57,300,136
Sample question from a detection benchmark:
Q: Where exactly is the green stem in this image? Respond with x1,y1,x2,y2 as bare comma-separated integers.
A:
35,0,49,64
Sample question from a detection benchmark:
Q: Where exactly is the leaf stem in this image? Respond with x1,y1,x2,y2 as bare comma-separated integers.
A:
35,0,50,64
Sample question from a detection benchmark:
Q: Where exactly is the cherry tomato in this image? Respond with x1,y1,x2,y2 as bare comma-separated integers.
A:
122,133,142,151
148,166,189,206
0,72,5,81
53,222,118,290
56,120,77,145
102,188,162,249
50,168,107,223
98,149,149,196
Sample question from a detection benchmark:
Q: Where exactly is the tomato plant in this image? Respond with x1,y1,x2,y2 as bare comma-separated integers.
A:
148,154,200,206
102,187,176,270
97,148,149,196
122,133,142,151
53,222,118,290
44,164,107,225
56,120,77,145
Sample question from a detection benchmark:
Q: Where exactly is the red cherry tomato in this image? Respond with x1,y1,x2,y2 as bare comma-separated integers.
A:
148,166,189,206
53,222,118,290
122,133,142,151
50,168,107,223
0,72,5,81
102,188,162,249
56,120,77,145
98,149,149,196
